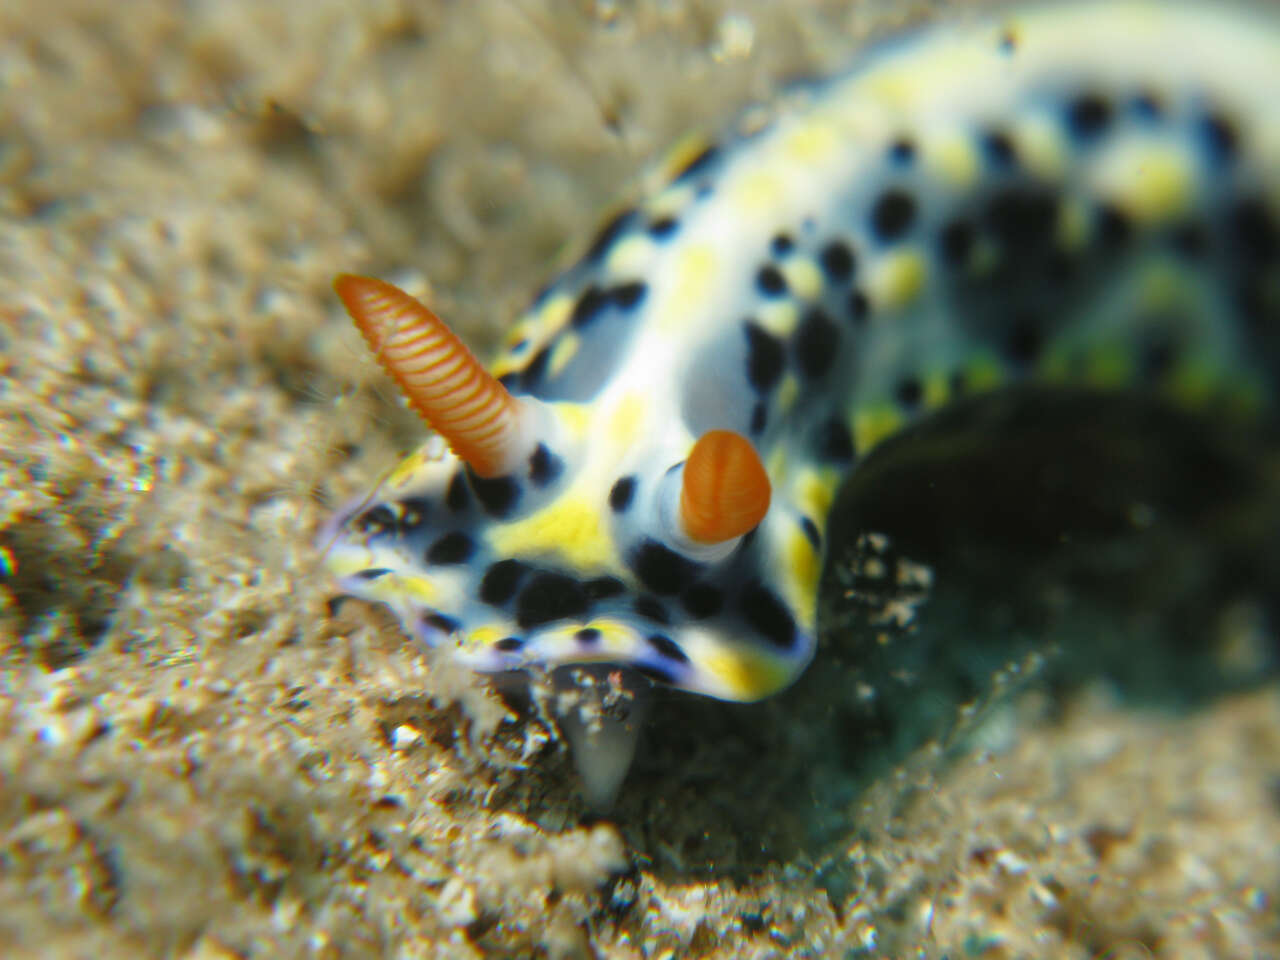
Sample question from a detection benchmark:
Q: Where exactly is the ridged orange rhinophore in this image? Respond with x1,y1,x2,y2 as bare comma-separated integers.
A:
679,430,771,544
335,275,523,478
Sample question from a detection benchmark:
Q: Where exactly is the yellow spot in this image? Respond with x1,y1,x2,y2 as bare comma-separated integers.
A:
732,169,784,217
1055,198,1090,252
606,234,654,275
700,647,791,700
669,244,717,326
463,625,506,653
783,531,820,630
757,301,798,338
548,332,579,379
1093,141,1193,225
1137,261,1192,312
1168,358,1220,409
1085,344,1134,388
367,573,437,606
964,353,1005,392
504,322,532,349
923,371,950,409
866,251,926,312
649,184,695,220
552,402,592,445
781,258,823,300
794,468,837,522
386,449,432,488
923,128,979,188
775,375,800,417
606,393,648,449
1015,114,1066,180
487,490,617,571
766,446,789,484
325,548,378,579
785,121,838,164
852,404,903,454
540,293,574,333
659,134,715,184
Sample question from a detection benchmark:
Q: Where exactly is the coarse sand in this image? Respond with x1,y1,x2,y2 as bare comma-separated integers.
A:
2,2,1278,957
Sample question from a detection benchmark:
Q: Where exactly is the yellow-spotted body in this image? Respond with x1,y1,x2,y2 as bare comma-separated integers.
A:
325,3,1280,714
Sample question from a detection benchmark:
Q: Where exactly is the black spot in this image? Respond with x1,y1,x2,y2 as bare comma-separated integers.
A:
467,469,520,518
814,417,854,462
647,634,689,664
794,308,840,379
633,663,677,685
1131,91,1163,120
756,264,788,297
889,137,915,165
609,476,637,512
1097,204,1132,247
987,187,1058,251
1066,92,1112,140
446,472,470,512
632,540,699,595
575,628,601,645
520,345,551,389
1231,197,1278,261
585,209,635,262
744,323,785,391
682,584,724,618
570,285,610,328
424,612,460,635
848,290,870,324
739,581,797,649
940,219,975,266
634,595,671,625
494,636,524,652
528,444,562,487
355,568,391,580
610,281,647,310
354,504,397,534
649,216,679,239
819,241,855,282
1006,314,1043,369
398,497,431,529
673,144,720,183
998,30,1016,54
480,559,529,607
800,517,820,549
895,377,923,410
770,233,794,256
749,402,767,436
427,532,474,565
1201,113,1238,165
1170,222,1208,259
982,130,1016,167
516,573,589,629
498,372,519,390
585,577,626,600
1140,330,1177,380
871,189,916,241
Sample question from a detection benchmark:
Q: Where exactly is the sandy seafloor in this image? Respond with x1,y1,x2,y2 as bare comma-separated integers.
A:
1,1,1279,957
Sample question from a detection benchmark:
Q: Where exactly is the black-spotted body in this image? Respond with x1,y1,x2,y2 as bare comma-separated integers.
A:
324,3,1279,753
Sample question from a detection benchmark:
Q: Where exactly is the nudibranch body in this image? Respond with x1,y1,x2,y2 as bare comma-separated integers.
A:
325,2,1279,795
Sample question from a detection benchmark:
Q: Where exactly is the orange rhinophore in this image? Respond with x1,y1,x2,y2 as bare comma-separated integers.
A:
335,275,526,478
679,430,771,544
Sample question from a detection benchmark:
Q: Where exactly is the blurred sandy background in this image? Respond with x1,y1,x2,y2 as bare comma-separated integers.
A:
1,1,1277,957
